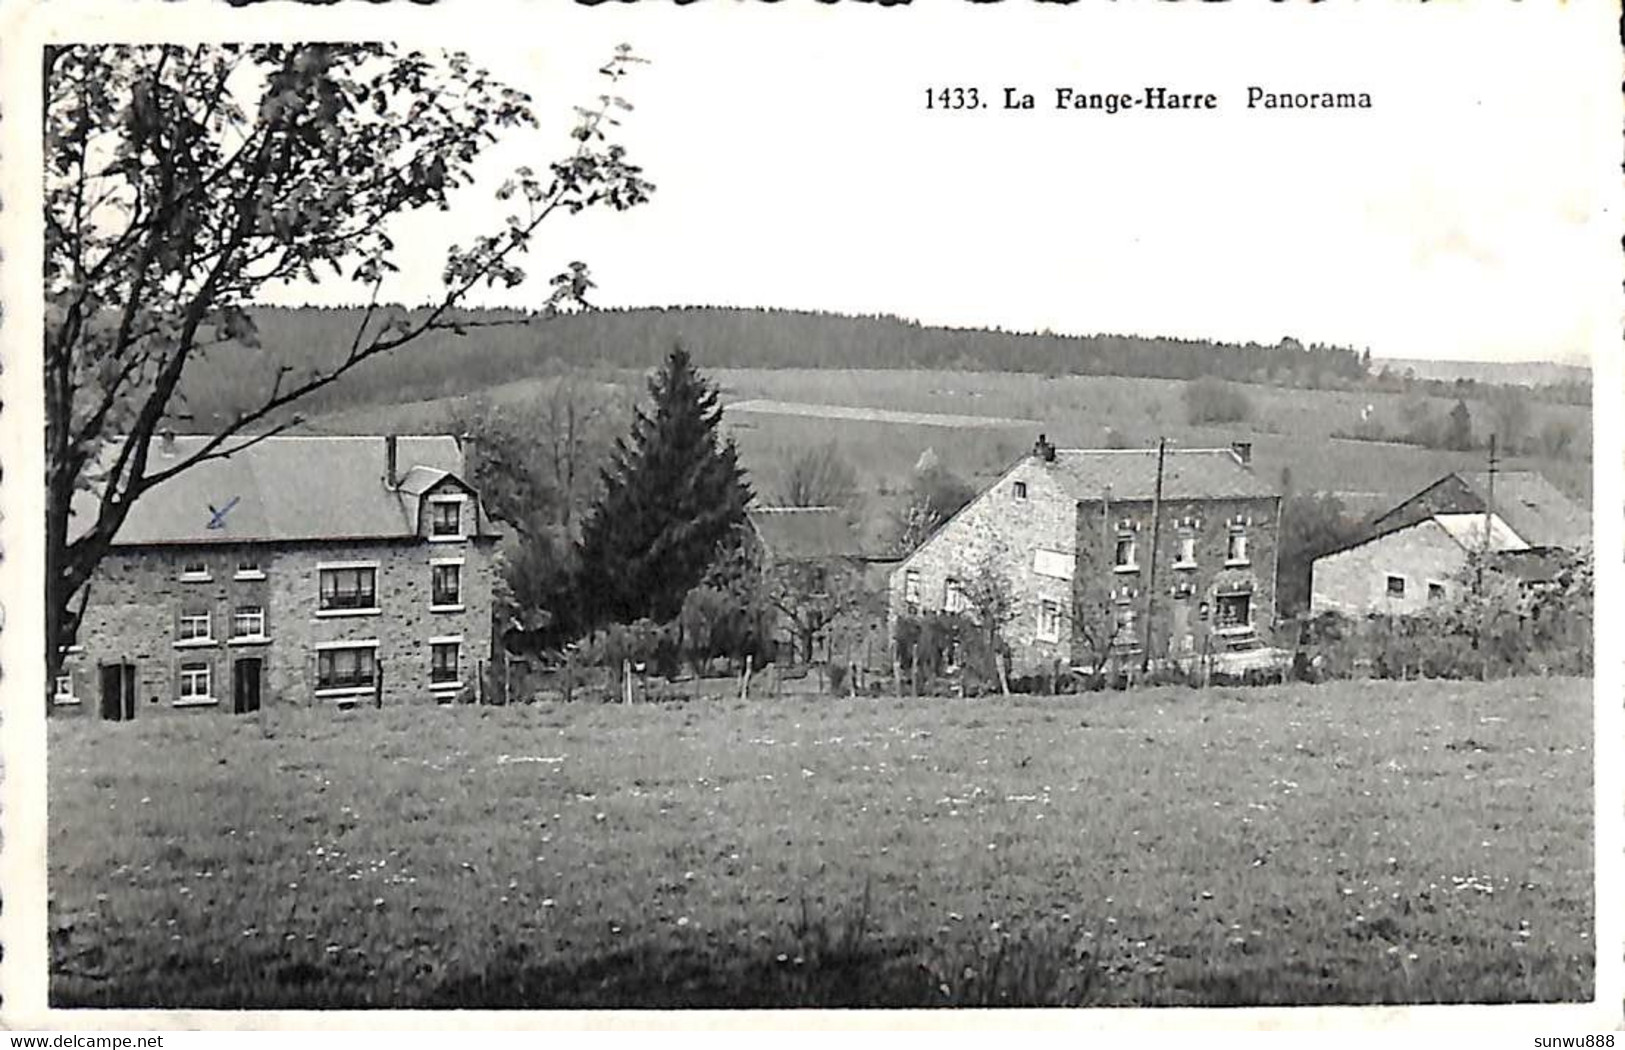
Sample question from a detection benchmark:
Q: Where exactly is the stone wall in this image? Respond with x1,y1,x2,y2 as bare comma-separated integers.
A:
888,458,1080,674
1072,494,1281,666
58,536,495,718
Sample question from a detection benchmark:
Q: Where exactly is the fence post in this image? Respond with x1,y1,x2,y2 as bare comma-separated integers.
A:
740,654,753,701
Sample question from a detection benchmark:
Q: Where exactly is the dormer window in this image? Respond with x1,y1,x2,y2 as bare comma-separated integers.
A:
428,495,467,541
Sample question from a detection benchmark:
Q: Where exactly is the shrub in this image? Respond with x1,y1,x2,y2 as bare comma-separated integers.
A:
1181,377,1253,425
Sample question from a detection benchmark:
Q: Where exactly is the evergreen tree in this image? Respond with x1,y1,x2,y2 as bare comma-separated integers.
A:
574,346,753,628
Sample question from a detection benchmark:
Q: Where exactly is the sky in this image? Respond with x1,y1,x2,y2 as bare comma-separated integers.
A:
255,3,1617,365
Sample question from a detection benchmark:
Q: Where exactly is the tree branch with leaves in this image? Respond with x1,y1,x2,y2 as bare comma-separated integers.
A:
44,43,654,696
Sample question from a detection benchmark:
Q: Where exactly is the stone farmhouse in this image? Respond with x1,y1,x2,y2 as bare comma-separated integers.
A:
56,434,499,719
888,437,1281,675
1309,470,1590,617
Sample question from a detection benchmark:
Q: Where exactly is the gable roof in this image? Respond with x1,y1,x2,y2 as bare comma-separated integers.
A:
72,434,492,546
1040,448,1278,502
1457,471,1590,550
747,507,868,560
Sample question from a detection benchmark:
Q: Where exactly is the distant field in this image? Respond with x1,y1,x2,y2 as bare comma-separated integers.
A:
50,677,1591,1008
303,367,1592,516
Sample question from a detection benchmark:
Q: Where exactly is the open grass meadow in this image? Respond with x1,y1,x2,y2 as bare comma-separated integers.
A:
48,677,1592,1009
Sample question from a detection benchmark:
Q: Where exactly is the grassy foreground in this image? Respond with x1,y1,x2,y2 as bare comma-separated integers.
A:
48,677,1592,1008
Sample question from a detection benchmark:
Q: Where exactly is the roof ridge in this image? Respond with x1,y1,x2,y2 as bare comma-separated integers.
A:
751,505,843,513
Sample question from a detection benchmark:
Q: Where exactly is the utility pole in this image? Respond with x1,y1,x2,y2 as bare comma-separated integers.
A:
1478,433,1498,592
1141,438,1167,675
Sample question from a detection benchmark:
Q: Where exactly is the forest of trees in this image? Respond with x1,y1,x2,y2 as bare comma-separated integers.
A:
163,304,1595,432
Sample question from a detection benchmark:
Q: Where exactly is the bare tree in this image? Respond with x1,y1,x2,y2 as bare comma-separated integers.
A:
763,556,871,666
44,43,654,694
776,441,858,508
958,551,1018,695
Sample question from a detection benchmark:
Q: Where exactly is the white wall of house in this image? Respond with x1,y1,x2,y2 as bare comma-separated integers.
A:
1310,521,1467,617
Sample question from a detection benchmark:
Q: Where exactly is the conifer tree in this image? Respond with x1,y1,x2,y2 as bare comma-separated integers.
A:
574,346,752,628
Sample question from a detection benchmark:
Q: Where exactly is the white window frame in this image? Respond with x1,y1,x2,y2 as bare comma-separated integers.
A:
1174,534,1198,569
315,639,381,698
176,609,214,647
234,555,266,581
1226,529,1250,566
429,635,464,691
1113,534,1138,573
430,558,465,612
53,673,80,706
176,661,216,706
1036,599,1062,643
903,569,921,611
943,576,966,614
178,559,211,582
317,561,381,617
428,494,469,542
230,605,268,643
1213,591,1254,634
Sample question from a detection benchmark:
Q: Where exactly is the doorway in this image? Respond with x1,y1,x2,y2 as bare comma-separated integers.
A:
98,663,136,721
233,657,263,714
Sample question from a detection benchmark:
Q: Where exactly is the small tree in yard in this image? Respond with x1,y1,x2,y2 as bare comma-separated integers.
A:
44,43,654,700
575,347,754,628
763,556,871,666
958,552,1018,695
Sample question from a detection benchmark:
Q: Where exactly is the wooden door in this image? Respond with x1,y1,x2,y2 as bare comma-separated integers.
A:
99,663,135,721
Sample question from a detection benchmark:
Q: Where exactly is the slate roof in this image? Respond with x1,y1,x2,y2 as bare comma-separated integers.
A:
747,507,869,560
1039,448,1278,502
72,435,490,546
1457,471,1590,550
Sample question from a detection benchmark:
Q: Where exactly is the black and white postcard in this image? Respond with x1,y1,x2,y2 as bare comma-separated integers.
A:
0,0,1619,1037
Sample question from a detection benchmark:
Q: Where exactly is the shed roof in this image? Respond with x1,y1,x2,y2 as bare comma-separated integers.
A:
72,434,489,546
1040,448,1277,502
747,507,868,560
1457,471,1590,550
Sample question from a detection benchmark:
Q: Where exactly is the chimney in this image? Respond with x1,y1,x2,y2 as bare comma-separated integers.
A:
158,429,176,457
457,430,479,481
1231,441,1253,467
1033,433,1056,463
385,434,399,488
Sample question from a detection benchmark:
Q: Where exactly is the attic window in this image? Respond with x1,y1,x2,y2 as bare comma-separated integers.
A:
1386,574,1406,598
235,556,265,580
1013,481,1028,500
179,559,210,582
428,495,467,541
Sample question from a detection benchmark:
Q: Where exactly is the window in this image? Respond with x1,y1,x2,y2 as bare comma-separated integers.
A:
1113,607,1140,649
177,609,213,643
944,576,966,614
1037,599,1062,642
179,559,210,581
430,639,462,687
431,563,463,609
429,498,464,539
317,645,377,692
1114,535,1137,571
1428,581,1446,602
1032,549,1073,580
177,661,213,704
232,606,266,639
1175,535,1197,567
903,570,921,612
1386,574,1406,598
1012,481,1028,500
1226,530,1249,565
1215,592,1252,630
319,566,378,612
53,674,79,706
235,556,265,580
